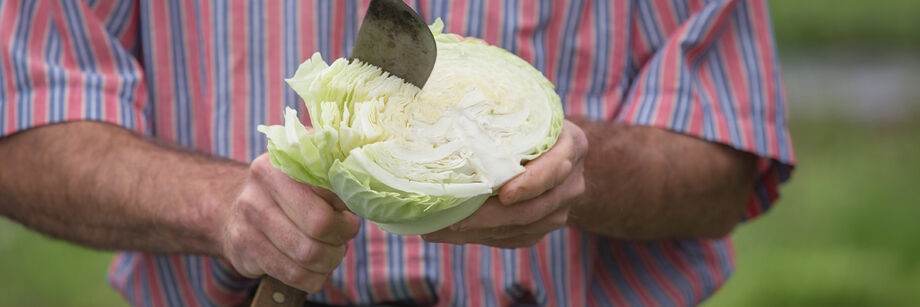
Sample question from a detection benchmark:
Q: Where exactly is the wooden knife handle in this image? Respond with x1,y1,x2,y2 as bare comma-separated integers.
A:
250,276,307,307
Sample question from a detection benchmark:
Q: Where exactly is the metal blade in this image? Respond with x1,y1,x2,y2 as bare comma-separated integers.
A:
350,0,437,89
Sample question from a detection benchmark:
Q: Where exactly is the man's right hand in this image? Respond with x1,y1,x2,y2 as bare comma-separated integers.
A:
220,154,361,293
0,122,359,293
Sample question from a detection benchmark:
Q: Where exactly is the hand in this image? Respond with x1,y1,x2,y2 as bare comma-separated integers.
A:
220,154,361,292
422,120,588,248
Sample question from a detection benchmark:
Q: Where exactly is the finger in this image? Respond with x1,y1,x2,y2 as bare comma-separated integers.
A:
296,208,361,246
252,155,361,245
565,120,590,163
434,203,570,243
223,218,267,278
225,214,329,292
460,159,585,230
311,186,347,211
254,232,331,293
455,193,560,230
245,198,347,274
243,183,359,246
499,125,577,205
424,223,553,248
482,233,546,249
493,205,570,239
421,228,472,245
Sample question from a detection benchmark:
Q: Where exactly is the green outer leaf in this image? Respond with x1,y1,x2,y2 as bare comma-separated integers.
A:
328,157,470,224
523,82,564,161
373,195,489,235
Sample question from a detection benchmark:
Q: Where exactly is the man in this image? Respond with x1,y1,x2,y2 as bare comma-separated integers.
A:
0,0,794,306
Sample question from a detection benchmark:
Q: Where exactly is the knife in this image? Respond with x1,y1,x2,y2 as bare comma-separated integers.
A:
250,1,436,306
350,0,437,88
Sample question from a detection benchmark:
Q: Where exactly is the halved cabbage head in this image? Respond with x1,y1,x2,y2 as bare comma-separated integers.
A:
258,20,563,235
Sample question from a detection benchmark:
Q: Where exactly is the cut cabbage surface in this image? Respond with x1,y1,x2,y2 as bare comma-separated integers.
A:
259,19,563,235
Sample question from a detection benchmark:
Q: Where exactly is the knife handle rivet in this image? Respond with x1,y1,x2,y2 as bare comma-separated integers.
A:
272,291,286,303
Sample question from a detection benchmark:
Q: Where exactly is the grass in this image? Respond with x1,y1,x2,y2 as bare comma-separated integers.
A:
770,0,920,52
704,116,920,306
0,220,126,306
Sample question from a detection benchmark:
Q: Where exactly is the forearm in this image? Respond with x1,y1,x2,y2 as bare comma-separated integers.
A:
567,118,755,240
0,121,246,255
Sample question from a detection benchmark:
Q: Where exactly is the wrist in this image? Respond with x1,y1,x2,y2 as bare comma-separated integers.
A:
192,164,248,257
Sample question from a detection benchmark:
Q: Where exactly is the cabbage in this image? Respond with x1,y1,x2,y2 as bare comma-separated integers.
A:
258,19,563,235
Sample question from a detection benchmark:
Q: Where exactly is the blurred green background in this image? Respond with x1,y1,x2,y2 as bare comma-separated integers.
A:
2,0,919,306
705,0,920,306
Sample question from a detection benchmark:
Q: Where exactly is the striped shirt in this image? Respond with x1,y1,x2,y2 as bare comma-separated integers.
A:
0,0,795,306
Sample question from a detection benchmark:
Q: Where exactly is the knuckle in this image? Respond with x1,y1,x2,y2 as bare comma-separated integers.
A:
226,222,244,243
573,175,586,196
237,265,260,278
294,242,319,266
308,212,338,240
251,154,273,172
551,161,573,189
555,211,570,226
420,234,442,243
576,129,588,148
568,122,589,149
283,268,309,286
226,223,252,252
304,276,327,293
253,153,271,165
235,193,256,213
346,215,362,238
246,202,274,224
232,259,260,278
560,159,574,177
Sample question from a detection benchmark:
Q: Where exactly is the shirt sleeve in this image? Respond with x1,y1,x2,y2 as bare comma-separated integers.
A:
108,253,259,307
616,0,795,219
0,0,147,138
0,2,257,306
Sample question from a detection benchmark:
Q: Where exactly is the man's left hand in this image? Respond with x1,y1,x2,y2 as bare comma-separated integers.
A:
422,120,588,248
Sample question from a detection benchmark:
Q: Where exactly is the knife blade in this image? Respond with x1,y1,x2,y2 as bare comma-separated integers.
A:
350,0,437,88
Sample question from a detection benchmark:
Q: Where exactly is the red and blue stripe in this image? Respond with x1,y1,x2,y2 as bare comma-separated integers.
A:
1,1,795,306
